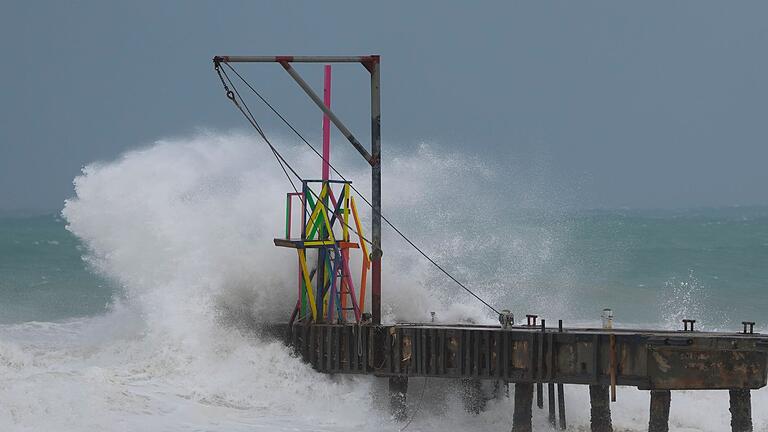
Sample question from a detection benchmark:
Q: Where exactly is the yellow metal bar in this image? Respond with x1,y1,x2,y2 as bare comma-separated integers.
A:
359,257,369,313
306,204,323,238
343,183,350,241
305,184,329,237
306,185,337,242
350,196,370,314
297,250,317,320
350,196,369,261
322,203,336,242
304,240,336,246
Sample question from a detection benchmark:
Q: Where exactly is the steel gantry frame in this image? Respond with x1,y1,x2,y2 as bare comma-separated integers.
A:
212,55,383,324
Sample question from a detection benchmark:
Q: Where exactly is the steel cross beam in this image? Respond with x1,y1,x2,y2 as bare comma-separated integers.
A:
213,55,383,325
214,55,378,63
279,62,373,164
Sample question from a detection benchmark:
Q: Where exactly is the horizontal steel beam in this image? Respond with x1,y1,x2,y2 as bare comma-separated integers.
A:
214,55,378,64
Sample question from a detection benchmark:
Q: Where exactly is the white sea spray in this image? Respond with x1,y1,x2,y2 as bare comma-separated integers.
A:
1,131,766,431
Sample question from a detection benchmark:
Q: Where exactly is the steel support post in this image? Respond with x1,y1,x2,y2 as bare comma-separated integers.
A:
389,376,408,421
537,382,544,409
369,57,382,325
648,390,670,432
548,382,556,426
557,383,567,430
589,385,613,432
729,389,753,432
512,383,533,432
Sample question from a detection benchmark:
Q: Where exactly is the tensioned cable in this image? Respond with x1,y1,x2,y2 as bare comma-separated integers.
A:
216,64,373,247
216,64,298,195
215,61,501,317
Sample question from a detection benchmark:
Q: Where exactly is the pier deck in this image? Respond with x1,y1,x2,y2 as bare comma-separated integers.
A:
277,321,766,431
285,322,768,390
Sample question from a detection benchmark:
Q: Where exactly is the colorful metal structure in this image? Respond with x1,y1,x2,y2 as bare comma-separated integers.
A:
269,63,371,324
274,179,370,323
212,55,383,324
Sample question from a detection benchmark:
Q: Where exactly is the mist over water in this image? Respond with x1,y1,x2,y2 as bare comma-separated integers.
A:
1,132,767,431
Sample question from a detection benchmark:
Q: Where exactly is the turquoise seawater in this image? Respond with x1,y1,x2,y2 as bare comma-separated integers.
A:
0,214,112,324
1,207,766,327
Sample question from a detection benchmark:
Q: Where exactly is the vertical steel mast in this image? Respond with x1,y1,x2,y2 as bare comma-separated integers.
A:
213,55,382,324
369,58,382,325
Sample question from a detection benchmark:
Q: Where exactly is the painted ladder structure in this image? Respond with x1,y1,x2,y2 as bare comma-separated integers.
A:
274,178,370,324
213,54,767,432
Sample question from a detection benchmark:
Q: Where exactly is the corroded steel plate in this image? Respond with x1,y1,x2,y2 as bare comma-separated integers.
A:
646,348,768,390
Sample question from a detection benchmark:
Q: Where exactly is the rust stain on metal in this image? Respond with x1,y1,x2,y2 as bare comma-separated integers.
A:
648,348,768,390
651,350,672,373
402,335,412,362
511,340,529,369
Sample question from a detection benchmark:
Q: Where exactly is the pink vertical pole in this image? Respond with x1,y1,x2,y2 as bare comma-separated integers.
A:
322,65,331,181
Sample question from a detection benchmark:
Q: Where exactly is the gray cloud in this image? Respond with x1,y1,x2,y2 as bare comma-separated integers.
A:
1,1,767,211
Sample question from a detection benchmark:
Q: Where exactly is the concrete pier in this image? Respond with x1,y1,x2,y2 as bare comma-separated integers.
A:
648,390,671,432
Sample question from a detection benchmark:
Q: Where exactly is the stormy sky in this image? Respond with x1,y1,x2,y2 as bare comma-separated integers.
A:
1,1,767,212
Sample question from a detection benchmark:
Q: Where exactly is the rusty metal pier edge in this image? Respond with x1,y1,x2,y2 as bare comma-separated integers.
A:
273,322,768,431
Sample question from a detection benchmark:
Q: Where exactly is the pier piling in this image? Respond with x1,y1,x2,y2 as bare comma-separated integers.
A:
512,383,533,432
589,385,612,432
537,382,544,409
548,382,556,427
389,376,408,421
557,383,567,430
648,390,670,432
729,389,753,432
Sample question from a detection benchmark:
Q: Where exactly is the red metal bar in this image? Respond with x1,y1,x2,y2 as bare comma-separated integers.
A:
322,65,331,181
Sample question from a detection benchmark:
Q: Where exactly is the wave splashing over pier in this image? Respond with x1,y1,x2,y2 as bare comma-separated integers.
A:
1,132,766,431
